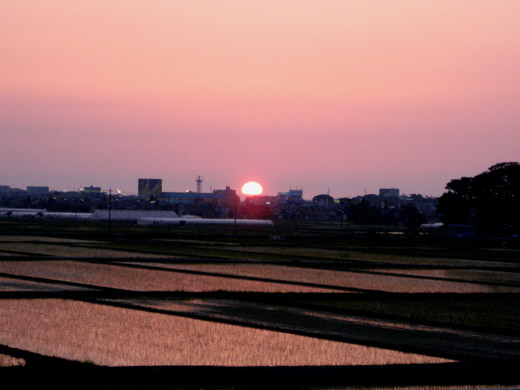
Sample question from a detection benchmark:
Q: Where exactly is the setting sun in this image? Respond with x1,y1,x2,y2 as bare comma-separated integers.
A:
241,181,263,196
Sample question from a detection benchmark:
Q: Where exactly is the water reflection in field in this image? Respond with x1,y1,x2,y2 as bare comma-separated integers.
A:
0,299,451,366
134,262,517,293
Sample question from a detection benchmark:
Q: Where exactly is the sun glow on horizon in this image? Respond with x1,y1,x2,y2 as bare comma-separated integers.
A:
241,181,263,196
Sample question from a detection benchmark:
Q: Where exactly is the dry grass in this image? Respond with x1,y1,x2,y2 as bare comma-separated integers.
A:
0,299,452,366
0,236,103,244
0,276,90,292
0,353,25,367
0,261,335,292
0,243,170,258
344,252,519,269
156,239,239,246
205,245,352,260
204,246,519,270
144,263,517,293
371,268,520,287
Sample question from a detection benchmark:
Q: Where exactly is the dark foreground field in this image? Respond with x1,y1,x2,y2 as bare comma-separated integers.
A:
2,345,520,390
0,219,519,389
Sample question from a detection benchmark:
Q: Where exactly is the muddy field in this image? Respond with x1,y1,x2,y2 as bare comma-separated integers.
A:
0,229,519,389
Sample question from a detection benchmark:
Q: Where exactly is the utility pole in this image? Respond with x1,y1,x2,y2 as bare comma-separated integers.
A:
234,193,237,235
108,188,112,234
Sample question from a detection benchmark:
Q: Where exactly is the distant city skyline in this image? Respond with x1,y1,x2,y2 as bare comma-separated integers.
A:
2,1,519,199
0,169,487,199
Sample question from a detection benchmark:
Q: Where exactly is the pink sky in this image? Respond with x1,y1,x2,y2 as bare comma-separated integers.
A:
1,1,519,197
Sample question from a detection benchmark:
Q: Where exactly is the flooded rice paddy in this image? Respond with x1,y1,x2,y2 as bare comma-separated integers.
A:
0,299,451,366
1,234,518,373
124,261,520,293
0,260,336,292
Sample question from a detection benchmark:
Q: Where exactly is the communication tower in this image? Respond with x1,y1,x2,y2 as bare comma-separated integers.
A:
196,176,203,193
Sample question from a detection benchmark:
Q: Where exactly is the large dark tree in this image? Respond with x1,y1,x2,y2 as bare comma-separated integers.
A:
347,199,383,225
399,203,427,227
437,162,520,235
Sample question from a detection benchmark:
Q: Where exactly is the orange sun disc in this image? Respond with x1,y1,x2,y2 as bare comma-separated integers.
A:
241,181,263,195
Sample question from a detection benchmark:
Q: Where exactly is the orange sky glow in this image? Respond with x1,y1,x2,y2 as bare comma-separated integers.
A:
1,1,519,197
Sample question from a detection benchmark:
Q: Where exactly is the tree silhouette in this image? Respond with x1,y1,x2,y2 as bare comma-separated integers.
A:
437,162,520,235
399,203,427,227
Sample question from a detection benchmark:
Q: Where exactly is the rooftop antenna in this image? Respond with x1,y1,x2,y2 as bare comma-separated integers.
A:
196,176,203,193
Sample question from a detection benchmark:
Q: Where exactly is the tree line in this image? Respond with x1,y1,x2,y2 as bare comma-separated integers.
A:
437,162,520,236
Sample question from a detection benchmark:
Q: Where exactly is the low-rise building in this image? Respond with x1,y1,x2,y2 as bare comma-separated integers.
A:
161,186,238,206
277,189,303,204
26,186,49,195
138,179,162,196
81,185,102,194
379,188,400,198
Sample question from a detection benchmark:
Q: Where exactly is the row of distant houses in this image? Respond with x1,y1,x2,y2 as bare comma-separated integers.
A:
0,185,102,196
